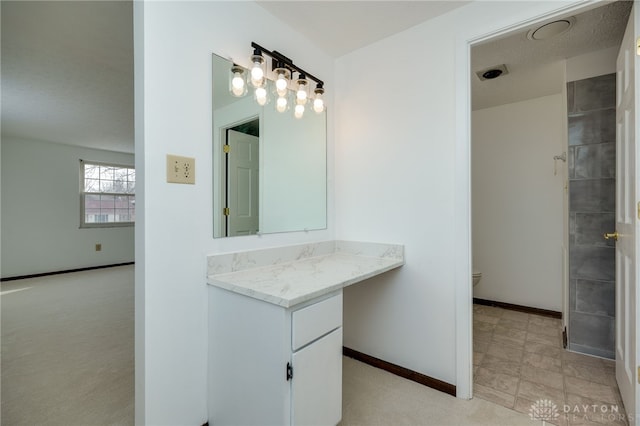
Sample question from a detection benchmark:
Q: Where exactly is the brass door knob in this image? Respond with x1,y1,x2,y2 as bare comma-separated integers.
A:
603,231,619,241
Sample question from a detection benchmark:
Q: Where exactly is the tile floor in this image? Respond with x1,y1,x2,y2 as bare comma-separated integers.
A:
473,303,628,426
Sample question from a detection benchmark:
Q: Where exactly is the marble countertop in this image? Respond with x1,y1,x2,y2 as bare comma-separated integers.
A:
207,241,404,308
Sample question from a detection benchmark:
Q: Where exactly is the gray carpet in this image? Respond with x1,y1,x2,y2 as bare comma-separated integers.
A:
1,265,134,425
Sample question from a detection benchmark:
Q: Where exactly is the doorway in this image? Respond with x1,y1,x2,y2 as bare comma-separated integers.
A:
459,0,632,408
220,119,260,237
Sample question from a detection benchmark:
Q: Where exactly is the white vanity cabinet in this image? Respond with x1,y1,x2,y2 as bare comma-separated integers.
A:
208,287,343,425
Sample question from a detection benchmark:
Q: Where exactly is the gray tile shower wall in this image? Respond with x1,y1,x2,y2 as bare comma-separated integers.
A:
567,73,616,359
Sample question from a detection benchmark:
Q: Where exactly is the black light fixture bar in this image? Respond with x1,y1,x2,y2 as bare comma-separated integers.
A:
251,41,324,87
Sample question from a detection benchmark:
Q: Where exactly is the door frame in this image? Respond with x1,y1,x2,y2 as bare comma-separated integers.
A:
454,0,612,399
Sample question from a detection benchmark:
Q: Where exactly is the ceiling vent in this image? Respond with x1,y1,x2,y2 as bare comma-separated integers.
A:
476,64,509,81
527,17,575,41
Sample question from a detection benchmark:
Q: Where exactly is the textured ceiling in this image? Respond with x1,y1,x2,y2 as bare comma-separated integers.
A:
472,1,632,110
257,1,471,58
1,1,134,153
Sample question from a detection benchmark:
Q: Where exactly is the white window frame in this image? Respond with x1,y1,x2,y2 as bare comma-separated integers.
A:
80,160,135,228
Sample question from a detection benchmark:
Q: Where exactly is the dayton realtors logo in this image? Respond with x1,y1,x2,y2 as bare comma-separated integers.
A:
529,399,559,424
530,399,631,424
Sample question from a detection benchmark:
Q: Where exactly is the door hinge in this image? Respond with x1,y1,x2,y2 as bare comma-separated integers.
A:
286,362,293,381
562,327,567,349
637,202,640,220
637,366,640,384
223,207,230,216
223,144,230,154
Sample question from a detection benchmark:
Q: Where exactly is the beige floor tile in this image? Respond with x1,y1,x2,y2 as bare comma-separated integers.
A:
521,365,564,390
524,341,563,357
498,317,529,331
527,320,561,337
486,342,524,362
493,332,526,347
480,354,522,376
475,330,494,343
474,305,505,317
500,310,530,323
475,321,497,332
513,396,535,416
601,358,615,369
475,313,501,325
529,315,561,328
523,352,562,373
561,351,604,368
565,393,627,426
473,306,626,426
565,376,617,405
563,360,610,386
474,383,516,410
475,367,520,396
517,379,565,404
526,330,561,347
474,339,490,353
494,325,527,341
552,416,571,426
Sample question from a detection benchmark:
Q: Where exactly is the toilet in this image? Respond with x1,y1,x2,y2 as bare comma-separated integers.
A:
473,270,482,287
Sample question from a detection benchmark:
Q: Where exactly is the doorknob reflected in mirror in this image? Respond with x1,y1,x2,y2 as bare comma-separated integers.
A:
603,231,620,241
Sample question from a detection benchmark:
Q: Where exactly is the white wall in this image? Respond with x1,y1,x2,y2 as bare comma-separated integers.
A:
335,0,579,389
135,0,588,422
566,46,618,82
1,137,134,278
471,94,565,311
134,2,335,424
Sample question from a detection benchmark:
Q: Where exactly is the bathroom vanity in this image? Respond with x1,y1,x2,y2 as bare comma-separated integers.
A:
207,240,404,425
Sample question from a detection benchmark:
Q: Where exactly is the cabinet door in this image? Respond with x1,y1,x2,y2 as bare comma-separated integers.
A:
291,327,342,426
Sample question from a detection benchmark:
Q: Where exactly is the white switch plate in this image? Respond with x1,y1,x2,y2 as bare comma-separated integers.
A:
167,154,195,184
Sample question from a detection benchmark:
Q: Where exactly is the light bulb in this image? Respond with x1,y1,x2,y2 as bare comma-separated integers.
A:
276,96,288,113
255,87,268,106
294,104,305,119
251,67,264,85
313,97,324,113
276,75,288,96
296,78,308,103
249,53,265,88
313,86,325,113
230,65,246,97
231,72,245,96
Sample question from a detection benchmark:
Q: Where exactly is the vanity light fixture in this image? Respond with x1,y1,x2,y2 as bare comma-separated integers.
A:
230,41,326,117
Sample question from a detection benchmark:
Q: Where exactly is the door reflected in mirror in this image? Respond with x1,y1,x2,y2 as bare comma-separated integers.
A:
212,53,327,238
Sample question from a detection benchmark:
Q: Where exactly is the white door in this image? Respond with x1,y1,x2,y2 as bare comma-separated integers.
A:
615,5,639,424
226,129,259,236
291,327,342,426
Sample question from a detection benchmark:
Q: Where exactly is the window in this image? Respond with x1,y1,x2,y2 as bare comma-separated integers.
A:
80,161,135,227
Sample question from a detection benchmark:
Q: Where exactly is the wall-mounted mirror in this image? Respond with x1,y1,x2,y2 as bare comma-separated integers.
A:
212,53,327,238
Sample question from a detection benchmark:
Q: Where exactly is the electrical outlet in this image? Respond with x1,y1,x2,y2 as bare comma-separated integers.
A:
95,243,102,252
167,154,196,184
